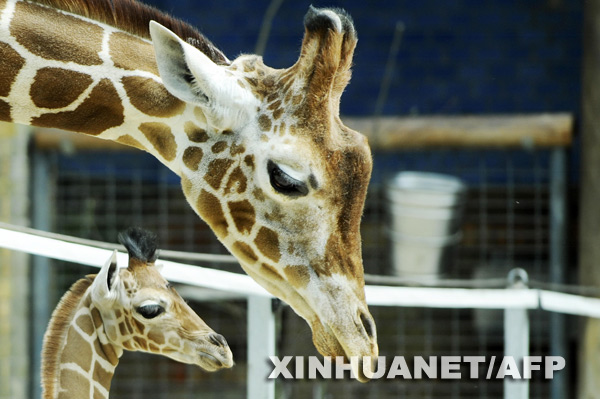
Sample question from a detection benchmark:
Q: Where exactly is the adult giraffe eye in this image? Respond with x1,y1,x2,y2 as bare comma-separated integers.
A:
267,160,309,197
136,304,165,319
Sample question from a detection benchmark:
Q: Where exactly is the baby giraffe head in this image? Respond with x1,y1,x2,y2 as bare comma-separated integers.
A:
91,227,233,371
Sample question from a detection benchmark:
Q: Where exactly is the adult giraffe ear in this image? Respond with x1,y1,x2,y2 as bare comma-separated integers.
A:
91,250,120,304
149,21,259,131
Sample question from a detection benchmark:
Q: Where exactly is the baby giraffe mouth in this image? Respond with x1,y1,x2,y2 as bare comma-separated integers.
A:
197,332,234,371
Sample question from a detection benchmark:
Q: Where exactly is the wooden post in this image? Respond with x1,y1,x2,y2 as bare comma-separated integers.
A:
579,0,600,396
0,122,30,398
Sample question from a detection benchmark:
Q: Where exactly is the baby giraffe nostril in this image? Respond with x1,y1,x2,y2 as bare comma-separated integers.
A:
209,332,228,348
359,312,374,339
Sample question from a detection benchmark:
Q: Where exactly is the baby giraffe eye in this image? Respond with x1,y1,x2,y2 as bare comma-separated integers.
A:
136,303,165,319
267,160,309,197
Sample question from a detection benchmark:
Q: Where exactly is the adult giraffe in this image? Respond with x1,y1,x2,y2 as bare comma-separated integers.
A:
0,0,378,377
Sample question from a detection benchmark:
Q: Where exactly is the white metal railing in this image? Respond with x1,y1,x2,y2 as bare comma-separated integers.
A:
0,226,597,399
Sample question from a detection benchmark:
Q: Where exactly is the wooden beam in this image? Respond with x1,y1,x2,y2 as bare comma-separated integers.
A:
344,113,573,149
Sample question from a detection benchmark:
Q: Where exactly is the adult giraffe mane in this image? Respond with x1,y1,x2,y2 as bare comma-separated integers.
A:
41,276,95,398
32,0,229,65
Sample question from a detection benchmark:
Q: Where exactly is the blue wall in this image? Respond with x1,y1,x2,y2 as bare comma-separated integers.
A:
146,0,582,116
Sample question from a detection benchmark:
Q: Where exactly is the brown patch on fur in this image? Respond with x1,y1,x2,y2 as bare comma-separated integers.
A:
42,277,93,399
211,141,228,154
119,321,128,336
12,2,103,65
196,189,229,237
66,327,93,372
122,76,185,116
0,42,25,97
252,188,266,202
132,318,145,334
230,142,246,156
133,336,148,351
204,158,234,190
228,200,255,234
32,79,125,135
224,167,247,194
284,265,311,289
185,122,209,143
244,155,255,170
258,114,272,131
92,361,113,393
148,330,166,346
232,241,258,264
30,67,93,109
75,313,95,337
138,122,177,162
0,100,11,122
272,107,284,120
33,0,228,64
110,32,159,75
60,369,91,398
254,227,281,262
183,146,204,171
116,134,145,150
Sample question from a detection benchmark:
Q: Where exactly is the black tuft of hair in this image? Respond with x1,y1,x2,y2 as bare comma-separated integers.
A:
118,227,159,263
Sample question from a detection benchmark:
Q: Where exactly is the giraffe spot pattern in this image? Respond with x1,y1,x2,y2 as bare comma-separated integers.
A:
0,42,25,97
148,331,166,346
30,67,93,109
0,100,11,122
225,167,247,194
133,336,148,351
138,122,177,162
229,142,246,156
116,134,145,150
12,2,103,66
109,32,159,75
183,146,203,171
65,328,93,372
244,155,255,171
92,361,113,392
59,369,90,399
254,227,281,263
284,265,311,289
204,158,234,190
211,141,228,153
132,318,145,334
185,122,209,143
197,190,229,237
121,76,185,117
32,79,125,135
258,114,272,131
228,200,255,234
75,313,95,337
232,241,258,264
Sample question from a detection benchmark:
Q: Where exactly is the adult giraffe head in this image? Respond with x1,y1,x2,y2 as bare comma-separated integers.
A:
149,6,377,375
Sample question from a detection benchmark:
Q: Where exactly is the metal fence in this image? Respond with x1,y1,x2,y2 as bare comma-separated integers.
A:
26,139,570,398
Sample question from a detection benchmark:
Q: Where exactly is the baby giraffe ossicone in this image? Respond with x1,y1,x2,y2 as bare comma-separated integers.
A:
41,227,233,399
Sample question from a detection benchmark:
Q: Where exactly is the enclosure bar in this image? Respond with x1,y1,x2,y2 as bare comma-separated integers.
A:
345,113,573,149
247,295,276,399
504,270,530,399
549,148,568,399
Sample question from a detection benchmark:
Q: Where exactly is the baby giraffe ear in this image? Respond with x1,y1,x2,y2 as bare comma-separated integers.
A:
91,250,120,304
149,21,259,131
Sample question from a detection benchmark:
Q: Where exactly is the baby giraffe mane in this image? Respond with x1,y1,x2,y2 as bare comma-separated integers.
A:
32,0,229,65
41,276,95,399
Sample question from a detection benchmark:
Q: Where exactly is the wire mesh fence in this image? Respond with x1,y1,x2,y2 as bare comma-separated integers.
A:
29,144,567,398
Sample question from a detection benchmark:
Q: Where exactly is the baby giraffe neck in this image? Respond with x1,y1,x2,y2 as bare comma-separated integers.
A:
42,278,121,399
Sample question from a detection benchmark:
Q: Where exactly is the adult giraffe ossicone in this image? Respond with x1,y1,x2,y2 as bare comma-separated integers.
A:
42,227,233,399
0,0,378,378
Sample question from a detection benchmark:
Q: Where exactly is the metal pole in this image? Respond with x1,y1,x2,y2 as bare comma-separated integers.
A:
504,268,530,399
247,295,276,399
31,150,53,399
549,148,567,399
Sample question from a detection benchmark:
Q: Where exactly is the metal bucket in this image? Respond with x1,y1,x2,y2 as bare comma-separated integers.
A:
386,172,466,279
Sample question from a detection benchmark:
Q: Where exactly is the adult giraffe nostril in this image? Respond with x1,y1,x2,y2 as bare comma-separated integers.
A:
208,332,228,348
359,312,375,339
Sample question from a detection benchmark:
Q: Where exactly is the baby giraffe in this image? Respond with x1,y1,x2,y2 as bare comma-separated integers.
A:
41,227,233,399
